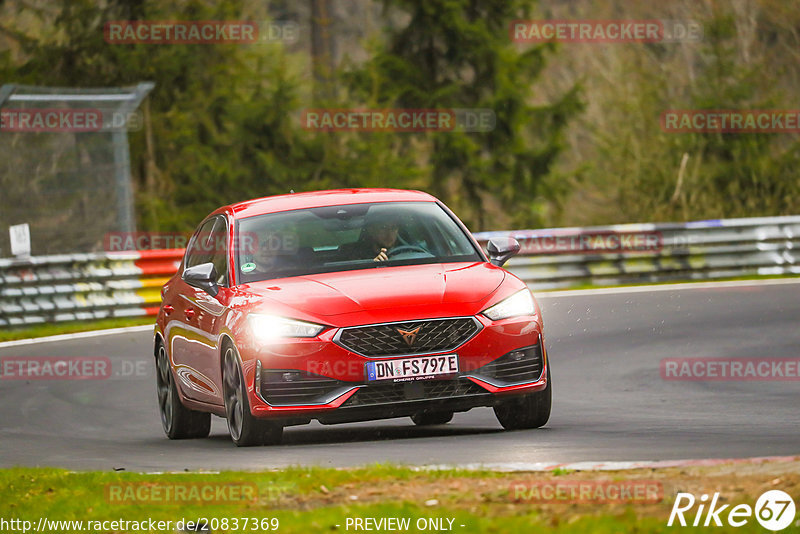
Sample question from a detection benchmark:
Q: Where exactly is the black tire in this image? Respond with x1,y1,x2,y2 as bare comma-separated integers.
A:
156,342,211,439
222,345,283,447
493,366,552,430
411,411,454,426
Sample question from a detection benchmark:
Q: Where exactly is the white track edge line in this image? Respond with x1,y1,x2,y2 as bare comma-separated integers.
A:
535,277,800,298
0,324,154,348
121,454,800,474
416,454,800,472
3,278,798,347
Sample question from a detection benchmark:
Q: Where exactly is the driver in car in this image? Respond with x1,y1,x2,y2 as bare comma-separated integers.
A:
342,214,402,262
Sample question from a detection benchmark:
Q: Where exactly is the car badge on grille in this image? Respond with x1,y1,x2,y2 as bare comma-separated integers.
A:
396,326,422,346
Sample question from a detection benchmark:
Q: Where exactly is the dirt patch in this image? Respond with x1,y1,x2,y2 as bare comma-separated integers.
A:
267,458,800,525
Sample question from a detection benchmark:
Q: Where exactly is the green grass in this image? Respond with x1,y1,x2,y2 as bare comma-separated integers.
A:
0,317,154,342
551,467,575,476
0,466,776,533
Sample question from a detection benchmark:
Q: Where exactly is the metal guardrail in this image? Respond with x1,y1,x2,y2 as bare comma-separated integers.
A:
0,249,182,327
1,216,798,326
475,215,800,290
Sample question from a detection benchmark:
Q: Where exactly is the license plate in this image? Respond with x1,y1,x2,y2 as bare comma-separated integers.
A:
366,354,459,381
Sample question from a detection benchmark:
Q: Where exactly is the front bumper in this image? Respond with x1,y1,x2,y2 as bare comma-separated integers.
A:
239,314,547,423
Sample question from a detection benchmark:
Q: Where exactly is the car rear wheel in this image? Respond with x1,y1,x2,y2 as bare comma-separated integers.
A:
493,366,552,430
411,411,454,426
222,345,283,447
156,342,211,439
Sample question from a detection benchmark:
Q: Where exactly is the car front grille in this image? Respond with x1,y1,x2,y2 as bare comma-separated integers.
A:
260,370,347,406
342,379,487,407
335,317,481,357
476,343,543,384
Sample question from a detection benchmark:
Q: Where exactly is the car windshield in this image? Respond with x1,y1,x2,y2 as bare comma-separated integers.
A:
235,201,482,283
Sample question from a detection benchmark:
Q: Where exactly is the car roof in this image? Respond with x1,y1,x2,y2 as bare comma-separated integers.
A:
217,188,439,219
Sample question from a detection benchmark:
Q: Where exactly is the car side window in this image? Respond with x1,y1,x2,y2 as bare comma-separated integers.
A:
185,219,216,270
207,217,229,286
185,216,229,287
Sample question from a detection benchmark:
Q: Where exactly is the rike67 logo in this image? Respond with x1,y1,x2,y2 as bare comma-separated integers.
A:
669,490,796,530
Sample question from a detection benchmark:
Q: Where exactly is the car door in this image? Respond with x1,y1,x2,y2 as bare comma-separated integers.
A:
169,216,228,405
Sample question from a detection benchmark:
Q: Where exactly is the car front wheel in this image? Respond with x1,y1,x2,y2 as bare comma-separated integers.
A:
222,345,283,447
493,366,552,430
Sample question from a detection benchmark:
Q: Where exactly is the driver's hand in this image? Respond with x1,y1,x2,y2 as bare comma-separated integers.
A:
373,248,388,262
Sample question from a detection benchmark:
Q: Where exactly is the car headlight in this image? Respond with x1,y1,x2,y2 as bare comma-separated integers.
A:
248,314,324,341
482,289,535,321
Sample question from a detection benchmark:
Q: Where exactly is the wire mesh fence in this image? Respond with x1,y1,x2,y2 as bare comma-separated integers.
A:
0,83,153,258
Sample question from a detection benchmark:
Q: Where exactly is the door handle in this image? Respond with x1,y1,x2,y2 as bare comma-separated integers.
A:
163,305,174,316
184,308,196,320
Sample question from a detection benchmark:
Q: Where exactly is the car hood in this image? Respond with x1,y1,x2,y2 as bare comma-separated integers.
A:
241,262,505,317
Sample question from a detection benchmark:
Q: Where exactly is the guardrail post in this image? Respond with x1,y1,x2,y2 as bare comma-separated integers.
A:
0,84,17,107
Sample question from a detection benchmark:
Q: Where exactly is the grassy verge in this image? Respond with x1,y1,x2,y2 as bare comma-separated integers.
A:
1,461,797,533
0,317,153,343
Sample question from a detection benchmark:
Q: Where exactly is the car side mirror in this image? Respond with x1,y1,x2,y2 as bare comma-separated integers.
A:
487,237,520,267
182,262,219,297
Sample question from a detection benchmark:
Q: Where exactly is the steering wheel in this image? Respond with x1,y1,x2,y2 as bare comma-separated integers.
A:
387,245,430,258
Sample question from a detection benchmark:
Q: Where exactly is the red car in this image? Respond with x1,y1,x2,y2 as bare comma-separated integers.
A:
154,189,551,446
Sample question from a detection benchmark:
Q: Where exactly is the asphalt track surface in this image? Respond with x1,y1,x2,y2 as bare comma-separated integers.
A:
1,280,798,471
